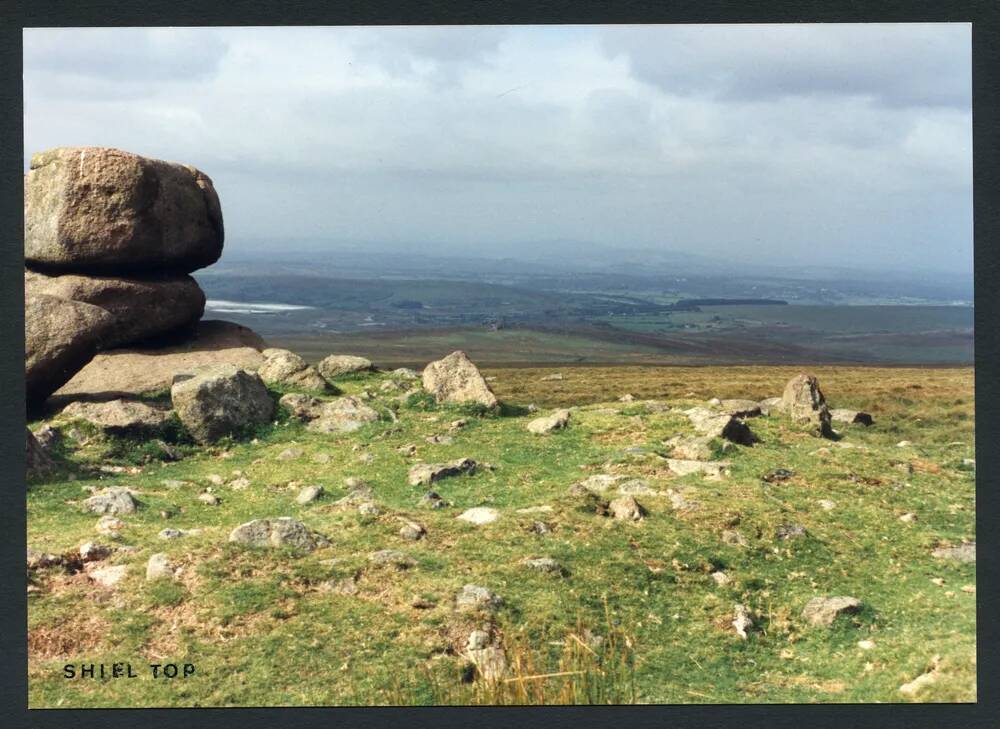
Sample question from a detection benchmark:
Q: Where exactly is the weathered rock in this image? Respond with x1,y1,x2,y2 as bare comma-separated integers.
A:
421,351,498,408
296,484,324,505
898,656,942,697
762,468,795,483
146,553,175,581
228,517,329,551
718,399,762,418
722,530,749,547
398,519,427,541
317,354,373,381
279,393,323,420
158,528,187,540
617,479,659,496
666,488,701,512
88,563,128,588
198,492,221,506
368,549,416,569
456,584,503,612
408,458,477,486
25,269,205,348
419,491,449,509
24,147,223,273
27,428,54,479
608,495,645,521
259,349,329,392
79,541,112,562
667,435,715,461
171,364,274,443
733,603,753,639
522,557,565,575
468,647,508,682
666,458,729,479
801,596,863,626
306,396,380,433
392,367,420,380
775,523,807,541
95,515,125,536
61,399,172,436
830,408,875,427
53,320,266,404
27,547,63,570
85,487,138,515
684,407,757,445
758,397,784,416
456,507,499,525
931,542,975,563
526,409,571,435
25,293,117,407
781,374,833,438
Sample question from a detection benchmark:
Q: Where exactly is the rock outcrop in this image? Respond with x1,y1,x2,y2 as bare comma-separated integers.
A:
24,147,223,273
781,374,833,438
170,364,274,443
422,350,498,408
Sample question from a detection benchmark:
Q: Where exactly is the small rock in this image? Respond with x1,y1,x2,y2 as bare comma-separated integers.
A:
898,656,941,697
449,419,468,431
896,440,913,448
666,489,701,512
539,372,563,381
95,515,125,536
857,639,876,651
146,553,174,581
457,507,499,525
228,517,330,551
711,571,731,586
296,484,325,505
84,487,138,515
421,351,497,408
830,409,874,427
161,479,189,489
398,519,427,541
357,452,375,464
722,530,749,547
522,557,565,575
408,458,477,486
526,409,571,435
608,495,645,521
368,549,416,569
617,479,659,496
88,564,129,588
229,477,251,491
357,502,380,516
158,528,186,540
762,468,795,483
817,499,836,511
530,521,550,535
931,542,975,563
775,523,807,541
277,448,304,461
801,596,863,627
313,453,333,464
732,603,752,639
27,547,63,570
516,504,554,514
411,596,436,609
666,458,729,479
466,629,491,651
418,491,449,509
961,458,975,469
467,646,508,682
899,512,917,523
198,492,221,506
456,584,503,612
425,434,454,446
318,354,373,380
619,393,636,402
79,542,112,562
206,474,225,486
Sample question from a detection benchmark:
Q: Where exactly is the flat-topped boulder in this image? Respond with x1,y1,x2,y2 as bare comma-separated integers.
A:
526,409,571,435
318,354,373,381
421,351,497,408
24,147,223,274
61,399,172,436
408,458,478,486
25,269,205,349
782,374,834,438
171,363,274,443
305,396,380,433
259,348,329,392
51,320,266,406
830,408,875,427
684,407,757,445
26,293,117,408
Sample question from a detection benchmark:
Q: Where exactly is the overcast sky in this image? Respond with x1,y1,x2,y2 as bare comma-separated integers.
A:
23,24,972,275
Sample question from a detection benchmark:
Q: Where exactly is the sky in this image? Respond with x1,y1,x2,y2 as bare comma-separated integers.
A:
23,24,972,275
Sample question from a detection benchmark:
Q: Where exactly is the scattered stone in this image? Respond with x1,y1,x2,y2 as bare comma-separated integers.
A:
522,557,565,575
775,523,807,541
369,549,416,569
61,399,173,437
466,630,491,651
896,440,913,448
931,542,975,563
306,396,380,433
161,479,189,489
259,348,329,391
79,542,112,562
158,528,187,540
318,354,373,381
419,491,449,509
718,399,762,418
206,474,225,486
961,458,975,469
145,553,175,581
817,499,836,511
228,517,329,551
296,484,324,505
899,512,917,523
171,364,274,444
898,656,941,697
456,584,503,612
449,419,468,431
95,515,126,536
398,519,427,541
608,495,645,521
733,603,753,639
393,367,420,380
801,596,863,627
515,504,554,514
27,547,63,570
358,502,380,516
857,639,876,651
684,407,757,445
530,521,550,535
408,458,477,486
540,372,564,382
762,468,795,483
468,647,508,682
666,458,729,479
198,492,221,506
457,507,500,526
26,429,55,479
667,435,714,461
619,393,636,402
421,351,498,408
277,448,304,461
88,564,129,588
338,483,375,505
711,571,731,586
411,595,436,609
758,397,784,416
781,374,833,438
397,444,418,456
313,453,333,464
666,489,701,512
279,393,324,421
722,530,750,547
425,434,454,445
320,575,360,596
229,477,251,490
526,409,571,435
573,474,626,493
357,452,375,464
830,408,875,426
617,479,658,496
85,487,138,515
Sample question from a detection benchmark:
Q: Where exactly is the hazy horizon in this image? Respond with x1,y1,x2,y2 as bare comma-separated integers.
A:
23,24,973,278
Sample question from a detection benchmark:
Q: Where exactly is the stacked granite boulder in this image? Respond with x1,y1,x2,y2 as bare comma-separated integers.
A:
24,147,225,408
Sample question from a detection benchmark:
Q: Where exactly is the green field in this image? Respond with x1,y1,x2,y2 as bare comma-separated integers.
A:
27,364,975,706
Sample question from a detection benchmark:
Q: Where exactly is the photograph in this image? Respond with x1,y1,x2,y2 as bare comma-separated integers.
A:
22,23,975,707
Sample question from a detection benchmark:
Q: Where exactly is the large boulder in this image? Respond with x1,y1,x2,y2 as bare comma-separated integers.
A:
781,374,834,438
51,320,266,405
259,348,329,392
305,396,380,433
25,293,116,408
24,147,223,274
228,517,329,551
684,407,757,445
25,269,205,348
61,399,172,437
421,351,498,408
317,354,373,381
170,364,274,443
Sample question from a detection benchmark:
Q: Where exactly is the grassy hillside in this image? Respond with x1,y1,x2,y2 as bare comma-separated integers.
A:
27,365,975,706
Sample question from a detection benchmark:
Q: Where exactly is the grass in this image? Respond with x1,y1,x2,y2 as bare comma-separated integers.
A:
26,365,975,706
